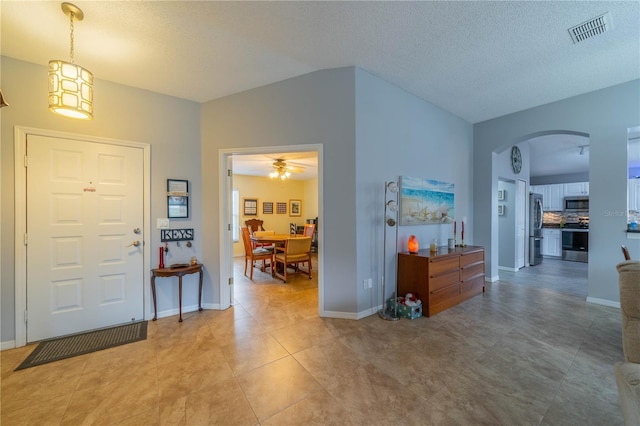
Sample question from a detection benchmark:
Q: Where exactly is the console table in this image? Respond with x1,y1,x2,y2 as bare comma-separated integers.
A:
151,263,203,322
397,246,485,317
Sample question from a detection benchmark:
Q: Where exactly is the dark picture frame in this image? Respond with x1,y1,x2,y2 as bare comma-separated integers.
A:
167,179,189,218
289,199,302,217
243,198,258,216
263,202,274,214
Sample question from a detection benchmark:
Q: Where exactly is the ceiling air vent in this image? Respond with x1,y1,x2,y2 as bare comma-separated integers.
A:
568,12,612,44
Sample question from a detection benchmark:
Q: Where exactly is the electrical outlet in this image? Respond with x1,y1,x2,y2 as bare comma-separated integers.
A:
367,278,373,289
363,278,373,289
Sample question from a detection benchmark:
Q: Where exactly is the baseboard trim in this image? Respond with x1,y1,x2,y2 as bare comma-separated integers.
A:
486,275,499,282
154,303,221,320
1,340,16,351
498,266,519,272
586,297,620,309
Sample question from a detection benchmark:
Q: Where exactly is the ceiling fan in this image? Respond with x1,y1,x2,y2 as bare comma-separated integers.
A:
269,158,303,180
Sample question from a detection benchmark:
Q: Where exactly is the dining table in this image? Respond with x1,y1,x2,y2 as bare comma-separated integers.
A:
249,233,306,245
249,234,308,274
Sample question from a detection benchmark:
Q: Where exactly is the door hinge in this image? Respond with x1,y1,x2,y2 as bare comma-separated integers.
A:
228,277,234,285
228,169,232,177
24,233,28,246
228,224,231,231
24,310,28,324
24,155,28,168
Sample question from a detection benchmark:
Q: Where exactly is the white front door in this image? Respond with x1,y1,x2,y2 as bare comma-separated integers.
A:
26,134,144,342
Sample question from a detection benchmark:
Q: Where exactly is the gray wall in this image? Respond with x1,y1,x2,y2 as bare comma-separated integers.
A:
201,68,357,313
474,79,640,304
1,57,202,344
200,67,474,316
531,172,590,186
498,180,516,269
354,68,473,311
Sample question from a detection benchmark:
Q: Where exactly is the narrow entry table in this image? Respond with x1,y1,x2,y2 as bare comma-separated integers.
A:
151,263,203,322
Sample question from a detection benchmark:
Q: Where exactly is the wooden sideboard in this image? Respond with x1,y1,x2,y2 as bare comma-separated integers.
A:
397,246,485,317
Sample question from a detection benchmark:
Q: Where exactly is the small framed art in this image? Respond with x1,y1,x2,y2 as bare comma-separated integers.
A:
263,202,273,214
243,198,258,216
167,179,189,218
289,199,302,217
276,202,287,214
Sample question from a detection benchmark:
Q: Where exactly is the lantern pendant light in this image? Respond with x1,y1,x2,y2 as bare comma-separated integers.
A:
48,2,94,120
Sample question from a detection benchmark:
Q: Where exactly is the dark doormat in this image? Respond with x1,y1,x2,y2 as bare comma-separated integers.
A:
15,321,147,371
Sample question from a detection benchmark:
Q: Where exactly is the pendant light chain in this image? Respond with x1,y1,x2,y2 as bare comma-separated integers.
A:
69,11,75,63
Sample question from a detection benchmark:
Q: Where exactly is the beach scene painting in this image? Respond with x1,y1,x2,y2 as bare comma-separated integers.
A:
399,176,455,226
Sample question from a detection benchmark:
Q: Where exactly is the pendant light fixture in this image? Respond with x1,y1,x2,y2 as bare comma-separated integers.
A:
48,2,94,120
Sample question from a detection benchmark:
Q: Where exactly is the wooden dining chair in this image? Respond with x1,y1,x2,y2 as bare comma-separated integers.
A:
240,227,273,280
273,237,312,283
622,245,631,260
303,223,316,238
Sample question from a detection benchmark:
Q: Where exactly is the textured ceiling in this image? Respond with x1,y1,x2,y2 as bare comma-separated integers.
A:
2,1,639,178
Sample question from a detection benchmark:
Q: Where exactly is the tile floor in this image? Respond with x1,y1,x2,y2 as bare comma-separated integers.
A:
1,256,625,425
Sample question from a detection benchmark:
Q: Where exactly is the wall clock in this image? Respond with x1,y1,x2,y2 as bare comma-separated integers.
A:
511,146,522,174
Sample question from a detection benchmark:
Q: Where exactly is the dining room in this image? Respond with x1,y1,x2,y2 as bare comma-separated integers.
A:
231,152,319,288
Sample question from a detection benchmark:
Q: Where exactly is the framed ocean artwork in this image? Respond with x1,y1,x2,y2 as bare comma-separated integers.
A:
399,176,455,226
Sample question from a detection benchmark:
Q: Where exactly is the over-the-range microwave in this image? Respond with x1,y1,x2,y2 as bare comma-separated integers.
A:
564,196,589,212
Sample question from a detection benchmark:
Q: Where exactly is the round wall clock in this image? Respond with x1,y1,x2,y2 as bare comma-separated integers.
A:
511,146,522,174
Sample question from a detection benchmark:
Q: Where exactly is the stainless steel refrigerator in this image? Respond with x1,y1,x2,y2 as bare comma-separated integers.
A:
529,193,543,265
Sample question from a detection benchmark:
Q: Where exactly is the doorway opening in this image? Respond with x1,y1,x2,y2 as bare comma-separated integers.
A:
218,145,323,316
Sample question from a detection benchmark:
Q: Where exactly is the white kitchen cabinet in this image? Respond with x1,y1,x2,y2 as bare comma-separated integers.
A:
531,184,564,211
564,182,589,196
629,179,640,211
542,228,561,257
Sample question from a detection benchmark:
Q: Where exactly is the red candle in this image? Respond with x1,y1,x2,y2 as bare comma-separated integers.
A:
159,247,165,269
461,221,464,240
454,221,456,234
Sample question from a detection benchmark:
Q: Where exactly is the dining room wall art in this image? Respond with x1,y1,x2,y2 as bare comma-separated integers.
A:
276,202,287,214
263,202,273,214
243,198,258,216
289,199,302,217
399,176,455,226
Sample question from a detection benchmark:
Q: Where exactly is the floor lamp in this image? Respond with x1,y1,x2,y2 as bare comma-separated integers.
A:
379,180,400,321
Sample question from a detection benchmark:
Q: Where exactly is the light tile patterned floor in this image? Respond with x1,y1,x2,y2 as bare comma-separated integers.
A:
1,256,624,425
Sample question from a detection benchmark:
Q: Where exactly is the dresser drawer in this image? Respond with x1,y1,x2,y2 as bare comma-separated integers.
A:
429,256,459,277
460,276,484,297
429,270,460,292
430,283,460,306
460,262,484,282
460,250,484,267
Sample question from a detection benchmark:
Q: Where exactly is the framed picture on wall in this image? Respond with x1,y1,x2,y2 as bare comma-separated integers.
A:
289,199,302,217
243,198,258,216
498,205,505,215
167,179,189,218
263,202,273,214
498,189,505,201
276,202,287,214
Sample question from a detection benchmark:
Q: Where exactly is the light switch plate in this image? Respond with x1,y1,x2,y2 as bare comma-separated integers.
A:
157,218,170,229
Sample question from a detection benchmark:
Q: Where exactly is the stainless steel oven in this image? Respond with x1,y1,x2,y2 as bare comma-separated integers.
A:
561,228,588,262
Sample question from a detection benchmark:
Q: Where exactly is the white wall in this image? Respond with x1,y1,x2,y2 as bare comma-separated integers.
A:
474,79,640,304
1,57,202,343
